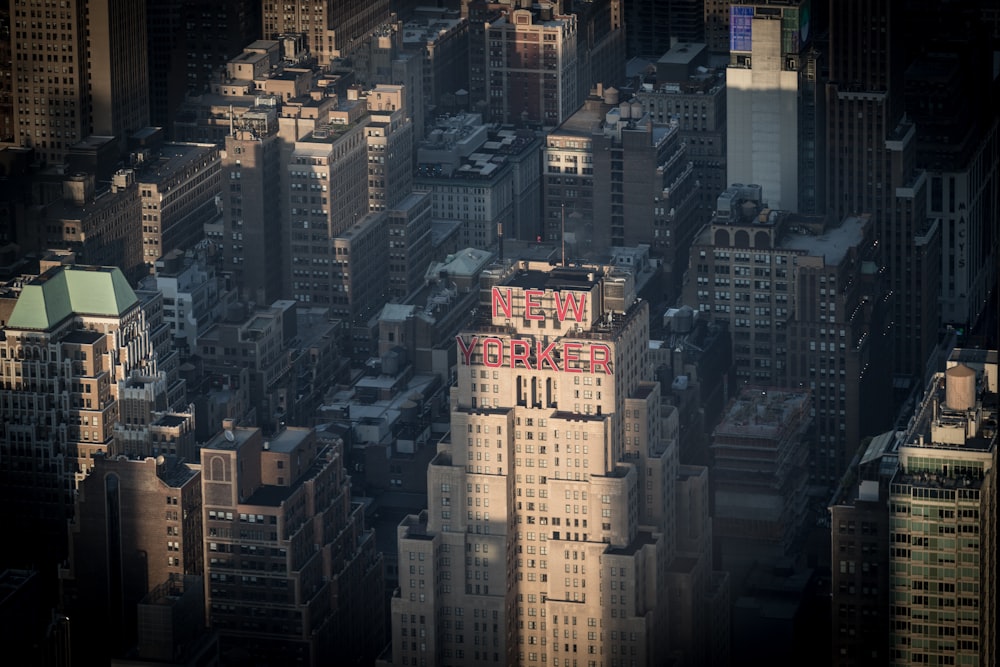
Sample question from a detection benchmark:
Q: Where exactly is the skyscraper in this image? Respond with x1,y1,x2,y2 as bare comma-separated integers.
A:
260,0,390,66
201,421,384,666
0,263,166,565
87,0,149,152
7,0,149,163
624,0,703,58
542,89,699,301
146,0,261,132
704,0,733,53
887,351,996,666
486,5,579,128
59,454,203,663
223,108,284,305
8,0,89,164
831,348,997,666
380,259,724,666
726,0,822,214
826,0,939,385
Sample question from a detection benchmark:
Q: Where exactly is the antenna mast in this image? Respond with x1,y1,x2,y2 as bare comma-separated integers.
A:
561,203,566,267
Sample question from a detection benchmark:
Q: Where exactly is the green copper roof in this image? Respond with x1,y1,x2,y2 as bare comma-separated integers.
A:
7,265,139,331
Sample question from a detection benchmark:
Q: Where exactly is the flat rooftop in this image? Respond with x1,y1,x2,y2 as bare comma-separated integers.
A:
61,329,104,345
154,414,189,428
606,530,657,556
266,427,311,454
778,215,867,267
505,266,603,291
138,143,217,185
714,388,810,440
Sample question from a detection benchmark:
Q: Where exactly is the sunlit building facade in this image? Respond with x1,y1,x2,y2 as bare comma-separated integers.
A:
381,260,726,667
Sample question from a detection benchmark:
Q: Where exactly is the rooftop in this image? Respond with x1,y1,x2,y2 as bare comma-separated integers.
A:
714,387,810,441
7,265,138,331
244,447,330,508
153,414,189,428
505,265,604,291
606,530,658,556
137,143,217,185
779,215,868,267
61,329,104,345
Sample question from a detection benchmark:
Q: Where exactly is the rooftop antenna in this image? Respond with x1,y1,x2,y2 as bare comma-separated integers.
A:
561,203,566,267
498,222,504,261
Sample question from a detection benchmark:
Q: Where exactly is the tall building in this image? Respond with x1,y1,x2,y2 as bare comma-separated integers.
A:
542,88,700,301
711,387,810,592
633,43,728,225
0,264,165,565
589,96,699,297
625,0,703,58
486,5,579,128
887,351,997,666
0,6,13,144
7,0,88,164
286,103,370,306
331,211,391,326
704,0,733,53
624,1,673,58
462,0,505,116
223,108,284,305
832,348,997,666
683,189,894,485
7,0,149,163
88,0,149,152
399,8,470,117
201,421,384,666
366,84,415,213
147,0,261,132
573,0,626,112
260,0,390,66
136,141,223,271
828,430,897,666
904,48,999,332
59,454,203,664
386,191,433,300
826,0,940,385
380,259,725,667
726,0,822,214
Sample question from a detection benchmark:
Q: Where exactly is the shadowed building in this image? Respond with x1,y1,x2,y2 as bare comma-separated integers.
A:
60,455,203,664
7,0,150,163
261,0,390,66
201,420,384,666
826,0,940,387
20,169,146,283
0,264,167,566
135,141,222,272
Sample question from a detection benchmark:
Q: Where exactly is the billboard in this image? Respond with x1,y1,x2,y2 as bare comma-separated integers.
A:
730,5,754,53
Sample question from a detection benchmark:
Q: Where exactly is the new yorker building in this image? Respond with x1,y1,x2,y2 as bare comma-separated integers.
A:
380,260,725,667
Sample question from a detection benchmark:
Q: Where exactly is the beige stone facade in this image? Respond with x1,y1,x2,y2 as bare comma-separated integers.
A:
382,260,724,666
